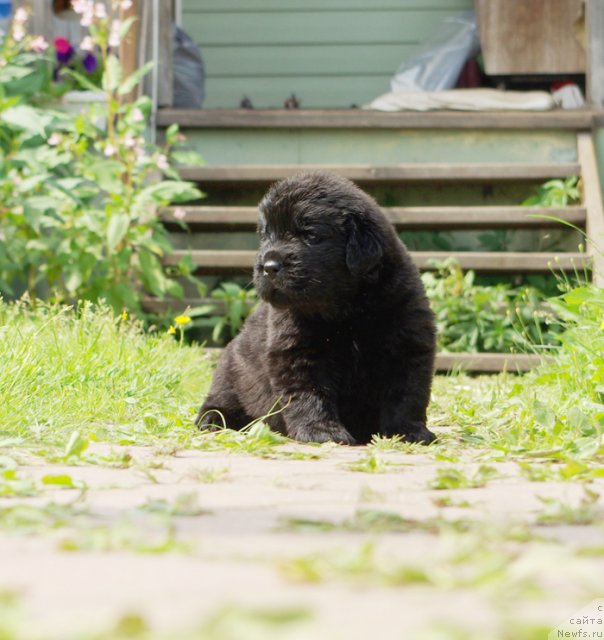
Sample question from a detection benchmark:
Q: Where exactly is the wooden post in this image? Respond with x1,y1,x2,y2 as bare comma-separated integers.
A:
578,132,604,287
586,0,604,107
119,0,140,103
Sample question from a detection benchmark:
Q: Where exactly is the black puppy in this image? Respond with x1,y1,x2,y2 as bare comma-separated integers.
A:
196,172,436,445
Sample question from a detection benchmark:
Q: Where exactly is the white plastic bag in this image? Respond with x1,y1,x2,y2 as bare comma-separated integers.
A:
390,11,480,92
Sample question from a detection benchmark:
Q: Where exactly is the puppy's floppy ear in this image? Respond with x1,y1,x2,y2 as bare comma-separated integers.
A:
346,212,384,279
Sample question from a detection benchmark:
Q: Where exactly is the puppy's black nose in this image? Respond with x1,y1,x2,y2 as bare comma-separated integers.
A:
262,259,282,276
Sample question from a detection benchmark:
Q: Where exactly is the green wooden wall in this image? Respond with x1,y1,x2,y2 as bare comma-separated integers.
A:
181,0,474,109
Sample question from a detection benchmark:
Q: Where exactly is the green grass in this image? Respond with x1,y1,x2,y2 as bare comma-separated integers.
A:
1,294,604,640
0,300,213,446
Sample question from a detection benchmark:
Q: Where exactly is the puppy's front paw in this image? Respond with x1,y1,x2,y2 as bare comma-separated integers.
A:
399,422,436,445
195,408,226,432
289,421,356,445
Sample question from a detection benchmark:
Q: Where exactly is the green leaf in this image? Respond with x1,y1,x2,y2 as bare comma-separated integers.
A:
118,60,154,96
42,474,75,487
188,304,216,317
107,213,130,251
119,15,138,39
102,54,122,92
60,68,103,93
212,318,226,343
65,268,83,293
65,431,89,458
86,160,126,193
533,400,556,430
170,150,205,167
135,180,202,205
138,249,167,295
1,105,51,136
0,65,33,82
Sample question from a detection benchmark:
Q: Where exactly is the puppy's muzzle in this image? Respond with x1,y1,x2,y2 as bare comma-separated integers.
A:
260,250,284,278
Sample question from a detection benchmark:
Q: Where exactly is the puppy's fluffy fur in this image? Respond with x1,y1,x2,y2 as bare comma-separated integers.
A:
196,172,436,444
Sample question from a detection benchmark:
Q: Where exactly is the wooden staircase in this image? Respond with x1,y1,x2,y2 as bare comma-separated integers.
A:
153,109,604,373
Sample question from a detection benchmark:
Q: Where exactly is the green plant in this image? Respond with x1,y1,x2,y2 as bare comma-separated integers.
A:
523,176,581,207
429,465,499,490
0,299,213,445
190,282,258,345
0,4,203,313
421,258,560,353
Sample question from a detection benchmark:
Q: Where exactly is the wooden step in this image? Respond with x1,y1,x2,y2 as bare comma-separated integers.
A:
435,352,544,373
178,163,580,184
157,108,599,131
177,164,583,185
163,250,589,274
140,297,545,374
161,205,587,231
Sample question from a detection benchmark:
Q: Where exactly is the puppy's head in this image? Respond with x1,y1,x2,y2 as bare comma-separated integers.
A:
254,172,393,319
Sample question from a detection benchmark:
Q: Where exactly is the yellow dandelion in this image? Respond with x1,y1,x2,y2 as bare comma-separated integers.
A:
167,325,177,335
121,310,128,322
174,315,191,326
600,320,604,331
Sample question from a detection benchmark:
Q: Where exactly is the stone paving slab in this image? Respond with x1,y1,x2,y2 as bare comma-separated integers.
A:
1,441,603,639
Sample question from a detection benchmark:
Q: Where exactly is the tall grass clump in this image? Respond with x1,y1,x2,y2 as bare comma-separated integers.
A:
0,300,212,444
432,281,604,464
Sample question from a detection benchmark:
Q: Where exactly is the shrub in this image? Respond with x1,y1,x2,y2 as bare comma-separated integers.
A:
421,258,560,353
0,2,203,313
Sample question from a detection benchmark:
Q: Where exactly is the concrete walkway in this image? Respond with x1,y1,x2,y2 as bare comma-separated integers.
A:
1,436,603,639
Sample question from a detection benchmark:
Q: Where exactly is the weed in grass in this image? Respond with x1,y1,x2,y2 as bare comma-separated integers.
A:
0,469,37,497
41,473,86,490
59,522,192,555
279,529,592,600
280,509,477,536
536,488,603,526
139,491,208,517
346,450,409,473
200,604,315,640
186,466,230,483
368,434,426,453
518,460,604,483
358,484,387,503
0,501,87,535
193,422,324,460
429,465,500,490
432,495,473,509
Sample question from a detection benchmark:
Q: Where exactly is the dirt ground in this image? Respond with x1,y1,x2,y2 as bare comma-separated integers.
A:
1,432,603,640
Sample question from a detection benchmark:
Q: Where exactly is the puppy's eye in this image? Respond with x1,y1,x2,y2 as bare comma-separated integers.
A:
303,231,323,245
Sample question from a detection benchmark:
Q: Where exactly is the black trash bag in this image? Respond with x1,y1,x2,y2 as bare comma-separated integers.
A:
172,24,205,108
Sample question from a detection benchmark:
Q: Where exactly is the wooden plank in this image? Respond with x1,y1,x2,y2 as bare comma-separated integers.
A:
183,0,474,11
435,352,544,373
177,163,581,183
142,297,253,314
387,206,587,230
139,298,545,373
163,250,589,274
157,108,598,130
160,205,587,231
587,0,604,108
141,0,173,107
476,0,585,74
578,132,604,287
201,44,416,78
119,0,140,104
201,76,392,109
184,10,464,46
178,129,577,168
414,252,588,272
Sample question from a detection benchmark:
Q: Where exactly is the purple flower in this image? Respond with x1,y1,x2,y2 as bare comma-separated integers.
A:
82,52,97,73
54,37,74,64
